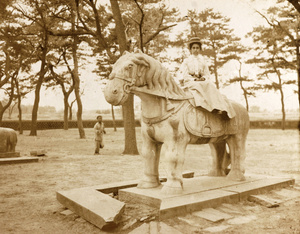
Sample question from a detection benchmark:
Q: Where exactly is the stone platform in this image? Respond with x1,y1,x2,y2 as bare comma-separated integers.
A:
56,173,294,229
119,175,294,219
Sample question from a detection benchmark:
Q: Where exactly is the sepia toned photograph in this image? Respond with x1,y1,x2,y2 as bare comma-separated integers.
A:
0,0,299,233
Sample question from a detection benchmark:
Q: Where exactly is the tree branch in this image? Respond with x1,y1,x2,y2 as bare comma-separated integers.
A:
288,0,300,13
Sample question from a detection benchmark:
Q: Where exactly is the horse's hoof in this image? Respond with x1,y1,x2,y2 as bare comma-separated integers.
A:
137,180,160,189
160,185,183,195
226,170,245,181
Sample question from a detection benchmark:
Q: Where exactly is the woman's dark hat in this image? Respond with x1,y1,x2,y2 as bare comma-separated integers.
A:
187,37,202,50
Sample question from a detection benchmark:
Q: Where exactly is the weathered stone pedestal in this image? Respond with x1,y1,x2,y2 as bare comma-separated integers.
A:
119,175,295,219
56,173,294,230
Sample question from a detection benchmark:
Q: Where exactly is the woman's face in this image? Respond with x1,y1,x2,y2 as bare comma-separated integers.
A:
190,43,201,56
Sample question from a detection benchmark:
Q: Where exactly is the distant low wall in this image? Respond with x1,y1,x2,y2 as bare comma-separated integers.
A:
0,119,141,130
0,119,298,130
250,120,299,129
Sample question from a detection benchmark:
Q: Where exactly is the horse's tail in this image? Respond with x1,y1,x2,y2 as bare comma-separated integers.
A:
222,146,231,175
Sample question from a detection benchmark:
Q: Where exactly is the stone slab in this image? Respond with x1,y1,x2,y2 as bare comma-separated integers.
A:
217,203,244,215
0,152,20,158
56,188,125,229
128,221,183,234
198,208,233,220
30,150,46,156
227,215,257,225
0,157,38,165
248,194,281,208
119,176,294,220
203,225,231,233
193,210,225,222
274,188,300,200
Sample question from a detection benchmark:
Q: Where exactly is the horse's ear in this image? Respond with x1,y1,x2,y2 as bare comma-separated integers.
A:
122,51,130,56
134,48,143,54
132,58,149,67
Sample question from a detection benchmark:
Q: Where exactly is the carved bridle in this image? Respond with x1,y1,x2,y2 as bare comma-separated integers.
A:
114,76,136,94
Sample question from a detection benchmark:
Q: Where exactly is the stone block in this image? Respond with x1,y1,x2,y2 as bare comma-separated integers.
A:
0,152,20,158
57,188,125,229
227,215,257,225
274,188,300,201
193,210,225,222
60,209,74,216
200,208,233,220
177,216,202,227
217,204,244,215
203,225,231,233
248,194,281,208
30,150,46,156
0,157,38,165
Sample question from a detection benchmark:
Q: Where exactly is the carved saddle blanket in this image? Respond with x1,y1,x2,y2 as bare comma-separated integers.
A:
183,104,238,138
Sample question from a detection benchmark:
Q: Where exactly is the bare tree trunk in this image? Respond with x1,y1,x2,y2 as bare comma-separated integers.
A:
296,45,300,132
30,33,48,136
63,96,69,130
0,77,15,125
122,94,139,155
15,78,23,134
279,87,286,130
111,105,117,132
71,4,85,138
110,0,139,155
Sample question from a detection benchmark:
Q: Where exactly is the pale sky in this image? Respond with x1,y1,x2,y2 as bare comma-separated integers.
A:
20,0,298,112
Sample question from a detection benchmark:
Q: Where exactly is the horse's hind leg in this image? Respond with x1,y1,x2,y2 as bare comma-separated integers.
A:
208,141,227,176
226,135,246,181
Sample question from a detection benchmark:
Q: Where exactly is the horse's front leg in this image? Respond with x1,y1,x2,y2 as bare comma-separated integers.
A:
137,128,162,189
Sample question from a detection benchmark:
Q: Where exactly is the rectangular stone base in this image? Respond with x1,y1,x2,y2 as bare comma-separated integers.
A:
0,157,38,165
118,175,295,219
0,152,20,158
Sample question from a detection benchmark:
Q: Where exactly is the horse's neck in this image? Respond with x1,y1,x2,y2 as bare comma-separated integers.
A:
137,93,165,119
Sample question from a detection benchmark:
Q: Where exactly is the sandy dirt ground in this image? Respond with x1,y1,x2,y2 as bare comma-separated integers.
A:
0,128,299,234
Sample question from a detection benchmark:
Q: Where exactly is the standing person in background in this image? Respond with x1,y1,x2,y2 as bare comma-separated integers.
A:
179,37,235,119
94,115,106,155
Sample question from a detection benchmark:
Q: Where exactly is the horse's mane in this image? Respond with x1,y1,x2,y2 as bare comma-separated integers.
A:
127,51,186,98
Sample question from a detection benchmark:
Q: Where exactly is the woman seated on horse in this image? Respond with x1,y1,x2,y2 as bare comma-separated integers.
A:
178,37,236,119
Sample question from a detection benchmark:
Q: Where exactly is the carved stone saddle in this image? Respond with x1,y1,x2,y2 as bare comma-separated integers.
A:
183,104,238,138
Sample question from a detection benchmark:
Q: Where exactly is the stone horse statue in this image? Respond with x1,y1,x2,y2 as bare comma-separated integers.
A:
0,127,18,153
104,50,250,194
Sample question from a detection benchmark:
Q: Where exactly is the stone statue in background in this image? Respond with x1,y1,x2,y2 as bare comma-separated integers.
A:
0,127,18,153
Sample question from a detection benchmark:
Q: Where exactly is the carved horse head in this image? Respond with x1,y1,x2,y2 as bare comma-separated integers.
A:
104,50,185,106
